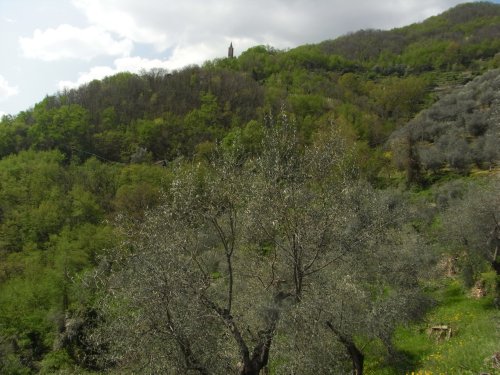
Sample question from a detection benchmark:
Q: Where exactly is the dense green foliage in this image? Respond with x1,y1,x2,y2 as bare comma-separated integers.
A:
0,2,499,374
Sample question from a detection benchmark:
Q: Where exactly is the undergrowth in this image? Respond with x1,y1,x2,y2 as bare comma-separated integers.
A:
366,278,499,374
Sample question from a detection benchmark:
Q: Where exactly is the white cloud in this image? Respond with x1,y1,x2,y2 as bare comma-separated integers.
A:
114,56,174,72
71,0,464,53
58,67,113,90
0,75,19,101
71,0,297,52
73,0,168,50
19,24,133,61
57,55,173,90
164,43,223,69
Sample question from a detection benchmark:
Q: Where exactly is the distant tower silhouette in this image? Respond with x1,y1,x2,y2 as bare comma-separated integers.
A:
228,42,234,58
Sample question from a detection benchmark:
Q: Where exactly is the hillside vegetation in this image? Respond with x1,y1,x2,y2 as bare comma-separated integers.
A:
0,2,499,374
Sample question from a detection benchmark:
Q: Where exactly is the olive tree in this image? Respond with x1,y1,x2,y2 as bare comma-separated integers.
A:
442,177,500,282
88,113,427,374
259,179,428,375
89,140,292,374
91,118,281,373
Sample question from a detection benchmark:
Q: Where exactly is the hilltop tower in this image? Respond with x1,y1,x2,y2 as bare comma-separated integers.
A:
228,42,234,58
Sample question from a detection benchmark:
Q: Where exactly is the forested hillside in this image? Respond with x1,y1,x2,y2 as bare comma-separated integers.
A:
0,2,499,374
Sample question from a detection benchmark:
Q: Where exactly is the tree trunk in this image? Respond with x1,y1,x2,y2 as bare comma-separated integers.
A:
326,321,364,375
405,133,422,187
239,319,276,375
239,362,262,375
239,346,270,375
492,246,500,307
203,296,276,375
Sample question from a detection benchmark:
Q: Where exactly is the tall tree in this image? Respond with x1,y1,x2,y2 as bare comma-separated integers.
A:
88,113,426,374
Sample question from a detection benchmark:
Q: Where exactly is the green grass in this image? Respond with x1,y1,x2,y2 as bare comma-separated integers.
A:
366,279,500,374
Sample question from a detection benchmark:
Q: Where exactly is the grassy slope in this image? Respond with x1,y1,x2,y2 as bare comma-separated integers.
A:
365,278,499,374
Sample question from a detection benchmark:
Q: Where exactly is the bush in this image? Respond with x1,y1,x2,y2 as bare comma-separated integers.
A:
464,112,488,136
39,350,73,374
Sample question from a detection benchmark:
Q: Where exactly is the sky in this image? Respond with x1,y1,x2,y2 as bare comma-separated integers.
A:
1,0,498,116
